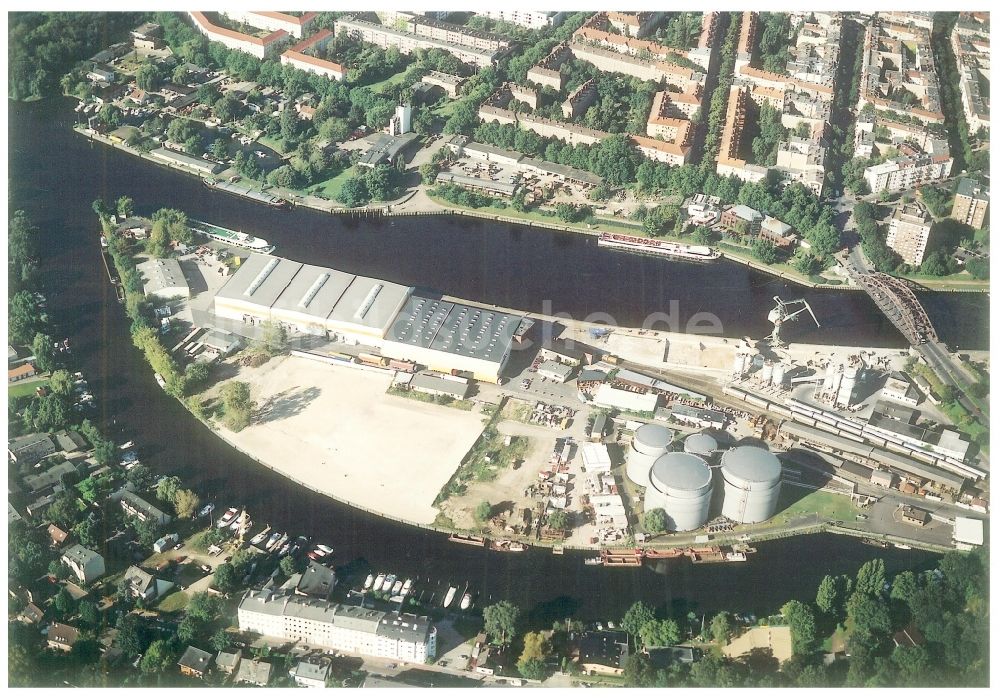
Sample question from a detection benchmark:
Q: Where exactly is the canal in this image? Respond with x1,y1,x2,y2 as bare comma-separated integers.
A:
10,97,951,623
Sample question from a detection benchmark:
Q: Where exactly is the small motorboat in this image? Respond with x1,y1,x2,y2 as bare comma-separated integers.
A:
373,573,386,591
391,579,403,595
264,531,282,551
216,507,239,529
363,574,375,590
400,579,412,596
460,592,472,610
250,527,271,547
443,586,458,608
381,574,396,593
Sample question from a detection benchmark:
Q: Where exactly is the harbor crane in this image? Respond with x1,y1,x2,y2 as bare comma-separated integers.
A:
764,296,820,348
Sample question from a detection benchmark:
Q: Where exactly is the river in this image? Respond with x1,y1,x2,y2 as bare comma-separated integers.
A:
10,97,950,623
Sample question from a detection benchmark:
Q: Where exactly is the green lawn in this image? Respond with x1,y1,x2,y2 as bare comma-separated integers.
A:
431,98,464,120
773,484,859,523
156,590,190,613
308,167,355,200
366,70,414,95
8,376,48,398
257,134,292,157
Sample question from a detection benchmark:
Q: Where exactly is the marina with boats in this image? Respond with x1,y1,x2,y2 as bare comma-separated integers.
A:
597,232,722,262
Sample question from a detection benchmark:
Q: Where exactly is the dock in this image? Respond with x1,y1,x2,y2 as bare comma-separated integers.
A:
204,178,288,207
448,533,487,547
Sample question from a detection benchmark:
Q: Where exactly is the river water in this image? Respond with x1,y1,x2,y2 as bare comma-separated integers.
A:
10,97,951,623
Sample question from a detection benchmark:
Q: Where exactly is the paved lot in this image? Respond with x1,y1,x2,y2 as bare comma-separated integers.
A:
212,355,488,524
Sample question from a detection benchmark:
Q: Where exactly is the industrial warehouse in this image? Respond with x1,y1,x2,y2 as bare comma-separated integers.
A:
212,253,526,382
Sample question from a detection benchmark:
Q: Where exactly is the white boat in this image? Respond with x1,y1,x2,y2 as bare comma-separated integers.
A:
250,527,271,547
400,579,412,596
443,586,458,608
154,372,166,388
278,542,292,556
391,580,403,595
315,544,333,555
460,592,472,610
363,574,375,590
230,511,249,531
381,574,396,593
190,218,276,253
584,557,603,566
264,531,282,550
216,507,239,529
373,573,386,591
725,551,748,562
118,440,134,450
270,533,289,552
597,232,721,262
197,503,215,518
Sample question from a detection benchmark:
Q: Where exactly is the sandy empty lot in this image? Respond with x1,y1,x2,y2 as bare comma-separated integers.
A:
216,355,488,525
723,625,793,664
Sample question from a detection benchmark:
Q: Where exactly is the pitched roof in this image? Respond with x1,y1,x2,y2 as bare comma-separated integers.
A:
179,645,214,673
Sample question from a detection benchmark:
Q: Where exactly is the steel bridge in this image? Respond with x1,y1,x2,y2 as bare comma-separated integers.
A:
851,271,938,346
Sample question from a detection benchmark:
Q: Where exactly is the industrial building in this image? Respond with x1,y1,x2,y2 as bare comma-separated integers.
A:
645,453,714,531
626,423,672,489
238,589,437,663
213,254,525,383
136,258,190,300
719,446,782,524
592,384,660,415
881,372,921,406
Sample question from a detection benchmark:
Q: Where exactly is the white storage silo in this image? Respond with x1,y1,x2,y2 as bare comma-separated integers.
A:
720,446,782,523
761,362,774,383
731,353,748,377
645,452,713,531
627,423,672,488
771,363,786,387
683,432,718,459
837,366,858,407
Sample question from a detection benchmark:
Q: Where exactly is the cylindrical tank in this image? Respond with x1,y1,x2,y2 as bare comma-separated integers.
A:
772,363,786,387
837,366,858,407
683,432,718,458
645,453,713,531
627,423,672,488
731,353,748,377
761,362,774,383
720,446,782,523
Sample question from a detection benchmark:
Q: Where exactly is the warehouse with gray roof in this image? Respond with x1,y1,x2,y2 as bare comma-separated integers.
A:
212,254,524,382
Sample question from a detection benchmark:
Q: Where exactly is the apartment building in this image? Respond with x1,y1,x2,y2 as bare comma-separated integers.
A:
280,30,345,81
526,43,572,91
562,79,598,119
864,150,953,194
187,12,288,60
334,16,503,68
951,178,989,229
477,11,566,30
222,11,317,39
238,589,437,663
774,137,827,196
886,202,933,266
716,85,769,183
951,14,990,135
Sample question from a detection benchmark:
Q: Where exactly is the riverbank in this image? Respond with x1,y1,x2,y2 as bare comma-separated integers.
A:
75,126,865,292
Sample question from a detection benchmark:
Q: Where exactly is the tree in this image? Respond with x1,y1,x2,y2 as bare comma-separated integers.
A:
965,257,989,280
642,508,668,533
519,631,550,664
134,517,162,549
474,500,492,523
73,516,101,549
750,239,780,264
78,600,100,628
116,195,135,218
47,491,82,531
256,321,288,356
547,509,569,531
116,614,149,658
280,555,299,577
178,616,202,645
209,138,229,160
816,575,839,616
140,639,174,674
639,618,681,648
621,601,657,639
890,571,919,604
53,588,77,619
214,93,244,124
622,653,653,687
173,488,201,519
483,601,519,646
48,369,73,396
337,177,370,207
156,475,182,504
127,463,155,491
846,591,891,637
9,291,40,345
710,612,735,645
211,629,234,652
781,600,818,656
891,644,930,685
222,380,254,431
99,103,124,128
135,62,161,92
148,218,171,258
30,332,57,373
213,562,240,594
517,657,548,681
855,559,887,598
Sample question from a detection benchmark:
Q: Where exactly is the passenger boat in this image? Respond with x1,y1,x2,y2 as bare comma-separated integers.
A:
264,531,282,551
460,592,472,611
216,507,239,529
381,574,396,593
250,527,271,547
597,232,721,262
400,579,412,596
373,573,386,591
391,580,403,595
363,574,375,591
584,557,603,566
443,586,458,608
189,218,276,253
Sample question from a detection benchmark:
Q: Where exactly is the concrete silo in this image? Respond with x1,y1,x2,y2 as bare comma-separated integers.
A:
720,446,782,523
626,423,672,489
771,363,786,387
645,453,713,532
683,432,719,459
836,365,859,408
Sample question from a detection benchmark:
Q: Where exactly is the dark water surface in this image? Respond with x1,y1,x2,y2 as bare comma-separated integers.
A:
9,97,951,622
